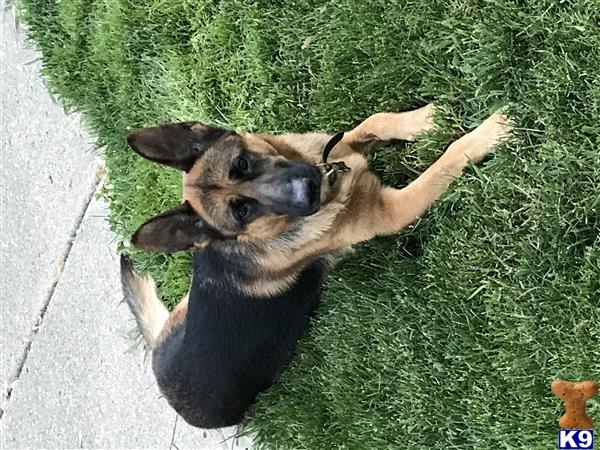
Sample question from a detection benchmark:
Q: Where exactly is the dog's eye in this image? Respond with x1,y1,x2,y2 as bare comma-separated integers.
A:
237,156,249,172
236,204,249,220
230,155,252,180
232,201,251,222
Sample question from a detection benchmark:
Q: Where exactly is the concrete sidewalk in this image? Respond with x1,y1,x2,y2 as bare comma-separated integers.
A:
1,6,251,449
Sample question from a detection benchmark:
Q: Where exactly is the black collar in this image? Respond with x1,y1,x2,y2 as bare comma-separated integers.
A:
318,132,350,186
321,132,345,164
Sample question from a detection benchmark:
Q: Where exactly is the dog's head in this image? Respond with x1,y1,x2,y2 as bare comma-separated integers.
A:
127,122,325,252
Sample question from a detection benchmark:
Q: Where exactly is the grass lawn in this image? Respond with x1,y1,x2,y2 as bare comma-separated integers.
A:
19,0,599,448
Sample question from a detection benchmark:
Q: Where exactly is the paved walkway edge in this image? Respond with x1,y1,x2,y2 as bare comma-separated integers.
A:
1,175,101,418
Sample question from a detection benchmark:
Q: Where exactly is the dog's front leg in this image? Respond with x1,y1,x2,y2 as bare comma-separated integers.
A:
260,104,435,163
374,111,512,235
340,104,437,154
331,111,512,246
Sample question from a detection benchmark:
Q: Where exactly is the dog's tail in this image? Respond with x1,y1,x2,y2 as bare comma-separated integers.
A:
120,254,169,349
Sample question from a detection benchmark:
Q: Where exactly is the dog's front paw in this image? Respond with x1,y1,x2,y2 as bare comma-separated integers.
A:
464,109,513,163
404,103,438,140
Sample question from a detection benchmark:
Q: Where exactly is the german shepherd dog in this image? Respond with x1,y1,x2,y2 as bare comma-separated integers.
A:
121,105,510,428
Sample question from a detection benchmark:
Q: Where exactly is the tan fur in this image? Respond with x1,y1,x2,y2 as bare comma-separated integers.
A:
231,110,511,296
156,293,189,346
341,103,437,153
141,106,511,300
122,266,190,350
239,215,294,242
121,265,169,348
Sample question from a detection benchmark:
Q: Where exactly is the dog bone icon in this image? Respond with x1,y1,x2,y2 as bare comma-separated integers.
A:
551,380,598,429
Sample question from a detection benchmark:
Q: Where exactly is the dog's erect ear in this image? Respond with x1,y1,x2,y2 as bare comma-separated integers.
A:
126,122,232,172
131,202,217,252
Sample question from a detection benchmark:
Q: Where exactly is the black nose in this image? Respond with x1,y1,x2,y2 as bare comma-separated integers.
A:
307,178,319,206
255,162,322,216
290,177,320,212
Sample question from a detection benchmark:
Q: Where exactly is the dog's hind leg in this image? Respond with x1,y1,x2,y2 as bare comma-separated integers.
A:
156,292,188,343
341,103,436,153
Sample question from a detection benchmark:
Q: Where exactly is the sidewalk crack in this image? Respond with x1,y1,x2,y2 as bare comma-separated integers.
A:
1,172,103,418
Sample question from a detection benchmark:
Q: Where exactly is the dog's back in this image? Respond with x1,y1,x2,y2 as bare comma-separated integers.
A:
121,251,325,428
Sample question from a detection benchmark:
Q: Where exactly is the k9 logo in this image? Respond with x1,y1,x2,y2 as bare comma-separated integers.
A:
558,430,594,449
